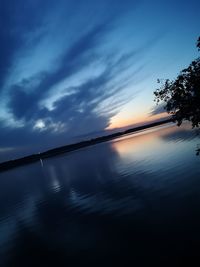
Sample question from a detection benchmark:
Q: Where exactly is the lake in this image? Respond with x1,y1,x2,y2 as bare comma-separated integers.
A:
0,123,200,266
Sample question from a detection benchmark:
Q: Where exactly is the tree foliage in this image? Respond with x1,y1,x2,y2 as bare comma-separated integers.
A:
154,37,200,128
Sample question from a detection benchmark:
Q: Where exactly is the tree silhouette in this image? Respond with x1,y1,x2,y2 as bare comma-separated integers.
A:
154,37,200,128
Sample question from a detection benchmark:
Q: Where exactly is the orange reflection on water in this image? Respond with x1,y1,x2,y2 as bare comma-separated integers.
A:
111,126,163,157
111,123,189,159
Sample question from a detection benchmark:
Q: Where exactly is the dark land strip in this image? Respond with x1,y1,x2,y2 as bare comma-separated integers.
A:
0,118,173,172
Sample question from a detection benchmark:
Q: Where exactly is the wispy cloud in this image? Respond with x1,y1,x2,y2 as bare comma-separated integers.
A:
0,0,169,160
150,103,166,116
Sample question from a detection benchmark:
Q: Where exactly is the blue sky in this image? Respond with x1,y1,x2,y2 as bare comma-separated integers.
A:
0,0,199,161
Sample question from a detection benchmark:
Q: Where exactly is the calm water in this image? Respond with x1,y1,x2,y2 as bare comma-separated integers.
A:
0,124,200,266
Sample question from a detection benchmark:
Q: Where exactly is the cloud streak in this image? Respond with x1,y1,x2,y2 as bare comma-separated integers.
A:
0,0,168,161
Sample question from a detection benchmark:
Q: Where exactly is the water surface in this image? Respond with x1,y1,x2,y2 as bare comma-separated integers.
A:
0,124,200,266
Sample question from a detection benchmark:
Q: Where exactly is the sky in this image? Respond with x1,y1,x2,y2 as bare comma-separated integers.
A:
0,0,199,161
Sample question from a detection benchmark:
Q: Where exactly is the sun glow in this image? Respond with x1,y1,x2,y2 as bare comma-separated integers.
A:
107,112,168,130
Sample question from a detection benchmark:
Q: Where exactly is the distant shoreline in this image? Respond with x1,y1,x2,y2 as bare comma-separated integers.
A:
0,118,173,172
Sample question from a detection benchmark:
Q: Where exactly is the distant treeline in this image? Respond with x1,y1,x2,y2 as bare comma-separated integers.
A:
0,118,172,172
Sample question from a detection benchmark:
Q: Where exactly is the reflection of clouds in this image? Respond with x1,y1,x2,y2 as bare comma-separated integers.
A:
112,124,198,162
0,163,48,259
69,189,143,216
46,165,61,193
159,124,198,143
112,128,159,156
1,124,200,265
111,124,200,183
0,194,40,263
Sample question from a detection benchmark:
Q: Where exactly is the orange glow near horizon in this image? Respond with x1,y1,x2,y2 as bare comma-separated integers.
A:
111,122,179,158
107,112,168,130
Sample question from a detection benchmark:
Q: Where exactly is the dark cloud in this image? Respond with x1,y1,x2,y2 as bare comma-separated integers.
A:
150,103,166,116
0,0,164,161
4,52,139,153
0,0,52,90
8,22,111,120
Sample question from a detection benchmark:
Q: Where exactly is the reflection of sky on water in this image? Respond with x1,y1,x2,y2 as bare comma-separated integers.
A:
0,124,200,266
112,123,199,172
